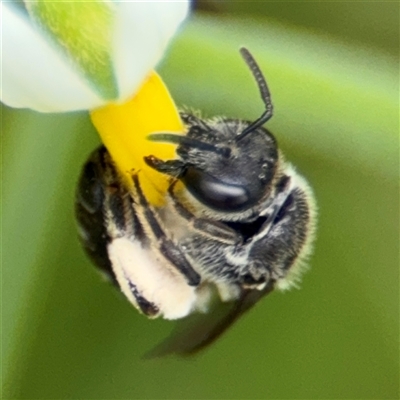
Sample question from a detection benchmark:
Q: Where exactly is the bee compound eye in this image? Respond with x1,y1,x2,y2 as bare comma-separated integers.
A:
182,167,253,212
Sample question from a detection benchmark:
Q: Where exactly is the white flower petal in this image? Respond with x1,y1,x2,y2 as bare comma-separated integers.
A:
1,3,104,112
113,1,189,101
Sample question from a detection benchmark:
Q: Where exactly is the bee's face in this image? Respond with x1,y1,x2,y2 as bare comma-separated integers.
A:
76,48,317,355
176,118,279,213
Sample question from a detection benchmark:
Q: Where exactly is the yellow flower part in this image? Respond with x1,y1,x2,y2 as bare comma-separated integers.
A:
91,72,184,206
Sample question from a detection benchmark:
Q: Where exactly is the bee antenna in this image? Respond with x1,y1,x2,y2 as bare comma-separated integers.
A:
236,47,273,141
147,133,231,157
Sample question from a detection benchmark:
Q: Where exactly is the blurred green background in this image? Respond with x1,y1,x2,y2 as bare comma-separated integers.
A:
2,2,399,399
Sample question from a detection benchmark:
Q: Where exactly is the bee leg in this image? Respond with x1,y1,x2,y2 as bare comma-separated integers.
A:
131,174,201,287
246,187,312,284
167,180,242,245
144,155,185,177
251,204,281,242
251,187,294,243
145,155,241,244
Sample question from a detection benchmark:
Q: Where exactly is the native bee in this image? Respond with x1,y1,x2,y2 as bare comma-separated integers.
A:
76,48,317,355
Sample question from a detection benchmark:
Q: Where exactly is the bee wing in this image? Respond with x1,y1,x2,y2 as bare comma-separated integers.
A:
145,281,275,357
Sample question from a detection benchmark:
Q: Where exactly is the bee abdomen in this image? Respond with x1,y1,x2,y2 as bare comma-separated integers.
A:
76,147,116,281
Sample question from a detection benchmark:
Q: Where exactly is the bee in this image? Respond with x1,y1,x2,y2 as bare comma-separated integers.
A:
76,48,317,355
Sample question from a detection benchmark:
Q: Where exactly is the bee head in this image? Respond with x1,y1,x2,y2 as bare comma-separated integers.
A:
145,47,277,213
